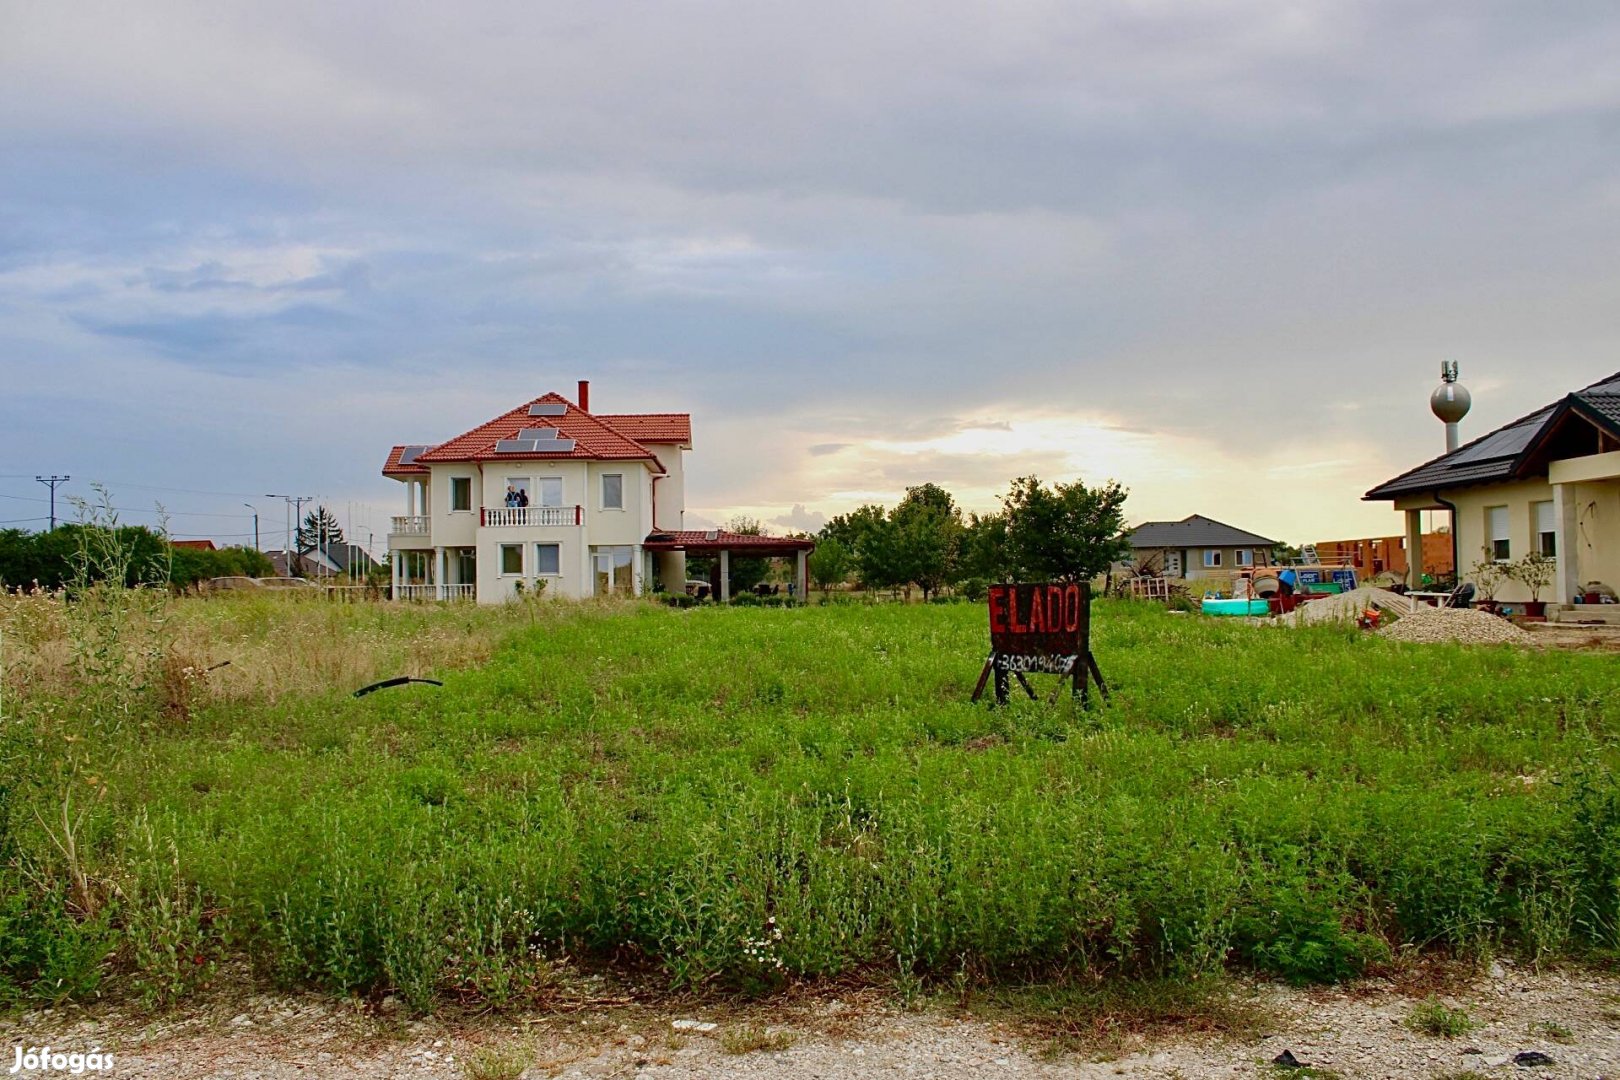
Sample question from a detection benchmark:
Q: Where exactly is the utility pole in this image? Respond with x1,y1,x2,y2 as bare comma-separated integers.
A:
266,494,312,576
243,503,259,551
35,475,70,530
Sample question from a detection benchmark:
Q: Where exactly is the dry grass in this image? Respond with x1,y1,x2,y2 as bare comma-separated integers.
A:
461,1041,534,1080
0,589,559,711
720,1023,796,1055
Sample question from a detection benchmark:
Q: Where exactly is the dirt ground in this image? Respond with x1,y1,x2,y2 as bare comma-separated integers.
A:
3,963,1615,1080
1522,622,1620,652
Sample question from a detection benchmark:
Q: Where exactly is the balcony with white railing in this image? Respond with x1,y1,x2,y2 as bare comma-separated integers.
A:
390,515,430,535
481,505,582,527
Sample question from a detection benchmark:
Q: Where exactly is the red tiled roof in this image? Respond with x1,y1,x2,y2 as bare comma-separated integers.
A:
413,393,656,465
596,414,692,445
383,445,430,477
171,539,217,551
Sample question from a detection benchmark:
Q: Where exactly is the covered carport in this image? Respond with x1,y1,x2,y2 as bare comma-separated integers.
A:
642,530,816,602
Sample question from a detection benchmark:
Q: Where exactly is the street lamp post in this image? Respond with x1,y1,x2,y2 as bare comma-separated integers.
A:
243,503,259,551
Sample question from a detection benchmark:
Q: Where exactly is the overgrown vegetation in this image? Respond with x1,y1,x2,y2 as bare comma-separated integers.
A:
1,576,1618,1013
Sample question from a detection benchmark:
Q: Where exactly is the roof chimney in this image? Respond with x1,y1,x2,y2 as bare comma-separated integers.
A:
577,379,590,412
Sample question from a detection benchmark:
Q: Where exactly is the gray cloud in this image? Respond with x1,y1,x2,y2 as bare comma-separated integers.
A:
4,2,1620,543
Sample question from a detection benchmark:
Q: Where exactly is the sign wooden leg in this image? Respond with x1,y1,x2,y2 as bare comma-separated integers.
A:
993,664,1010,706
970,657,994,703
1086,652,1110,702
1013,671,1038,700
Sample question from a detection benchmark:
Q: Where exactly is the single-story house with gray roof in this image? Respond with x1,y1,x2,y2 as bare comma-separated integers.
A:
1123,514,1277,580
1366,369,1620,610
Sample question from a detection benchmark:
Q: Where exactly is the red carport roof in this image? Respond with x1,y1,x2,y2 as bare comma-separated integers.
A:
643,529,815,556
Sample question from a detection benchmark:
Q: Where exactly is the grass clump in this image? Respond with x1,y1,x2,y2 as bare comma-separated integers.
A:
1528,1019,1574,1042
462,1043,532,1080
1406,996,1474,1038
720,1024,796,1054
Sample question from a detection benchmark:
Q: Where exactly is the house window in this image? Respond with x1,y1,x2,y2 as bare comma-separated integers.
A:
601,473,624,510
1234,549,1252,567
591,545,633,594
1203,549,1221,568
1486,505,1510,562
1533,500,1556,557
499,543,523,576
503,477,530,508
534,542,561,575
450,476,472,513
537,477,563,508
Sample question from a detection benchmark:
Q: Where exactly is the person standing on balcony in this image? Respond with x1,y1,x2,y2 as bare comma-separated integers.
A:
505,484,518,508
516,487,529,508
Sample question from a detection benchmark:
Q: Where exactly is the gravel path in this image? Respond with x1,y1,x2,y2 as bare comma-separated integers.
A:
3,965,1614,1079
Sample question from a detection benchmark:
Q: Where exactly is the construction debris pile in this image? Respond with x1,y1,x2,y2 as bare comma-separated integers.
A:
1271,585,1533,645
1378,606,1532,645
1275,587,1412,627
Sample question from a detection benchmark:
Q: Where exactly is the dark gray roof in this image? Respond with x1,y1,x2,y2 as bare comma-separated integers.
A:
1127,514,1277,549
1366,370,1620,500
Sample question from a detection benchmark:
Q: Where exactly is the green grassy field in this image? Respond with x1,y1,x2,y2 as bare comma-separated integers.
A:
2,599,1618,1011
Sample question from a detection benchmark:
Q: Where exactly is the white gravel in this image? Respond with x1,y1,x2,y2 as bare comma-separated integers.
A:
4,966,1615,1079
1379,606,1532,645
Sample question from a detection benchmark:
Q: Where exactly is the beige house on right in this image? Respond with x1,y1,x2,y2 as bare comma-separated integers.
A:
1365,370,1620,613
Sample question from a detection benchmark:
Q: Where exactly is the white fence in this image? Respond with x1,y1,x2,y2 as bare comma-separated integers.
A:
390,515,429,535
393,583,475,601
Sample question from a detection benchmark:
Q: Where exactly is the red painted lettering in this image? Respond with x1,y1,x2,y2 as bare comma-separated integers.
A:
1008,588,1027,633
1065,584,1082,631
988,587,1008,634
1027,589,1046,632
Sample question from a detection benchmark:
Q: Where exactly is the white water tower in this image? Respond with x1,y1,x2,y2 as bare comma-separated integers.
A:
1431,361,1471,453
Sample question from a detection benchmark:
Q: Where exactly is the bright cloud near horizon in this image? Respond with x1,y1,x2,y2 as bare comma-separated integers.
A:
4,2,1619,549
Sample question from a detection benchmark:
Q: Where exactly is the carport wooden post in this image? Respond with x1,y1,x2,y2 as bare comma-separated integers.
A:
796,549,808,600
719,549,730,602
1404,509,1423,590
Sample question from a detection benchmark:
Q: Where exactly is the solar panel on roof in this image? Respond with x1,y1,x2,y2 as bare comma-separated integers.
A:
517,427,562,441
1445,413,1547,464
398,445,431,465
495,439,540,453
528,403,567,417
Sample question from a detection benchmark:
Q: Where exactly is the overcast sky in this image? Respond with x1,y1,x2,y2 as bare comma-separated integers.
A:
4,2,1619,549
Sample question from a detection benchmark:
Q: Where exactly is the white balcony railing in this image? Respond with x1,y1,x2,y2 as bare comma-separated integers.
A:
393,583,476,602
481,505,581,527
391,515,430,535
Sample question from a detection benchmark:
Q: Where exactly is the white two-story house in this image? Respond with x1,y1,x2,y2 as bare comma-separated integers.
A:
383,381,695,602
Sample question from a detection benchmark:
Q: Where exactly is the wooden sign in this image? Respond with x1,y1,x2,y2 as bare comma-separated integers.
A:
972,582,1109,706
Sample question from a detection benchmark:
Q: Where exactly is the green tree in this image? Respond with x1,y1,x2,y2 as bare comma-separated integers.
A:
807,536,852,595
723,515,772,595
295,506,345,572
889,483,963,599
999,475,1131,583
821,504,888,554
956,511,1012,589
